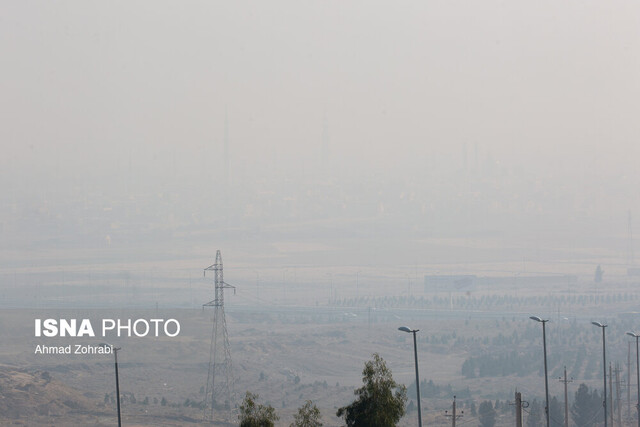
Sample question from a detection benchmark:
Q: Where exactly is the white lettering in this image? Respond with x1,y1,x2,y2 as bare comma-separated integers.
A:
96,318,182,337
102,319,116,335
43,319,58,337
133,319,149,337
34,319,96,337
77,319,95,337
34,344,71,354
150,318,163,335
118,319,132,337
59,319,75,337
165,319,180,337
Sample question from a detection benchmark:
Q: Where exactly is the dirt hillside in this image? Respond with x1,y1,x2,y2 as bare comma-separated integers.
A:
0,366,98,421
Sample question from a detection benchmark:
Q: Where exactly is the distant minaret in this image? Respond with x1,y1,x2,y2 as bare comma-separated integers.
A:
321,111,329,171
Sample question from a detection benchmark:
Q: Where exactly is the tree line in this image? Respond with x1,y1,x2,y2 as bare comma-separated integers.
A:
476,383,605,427
238,353,406,427
335,292,637,310
237,356,612,427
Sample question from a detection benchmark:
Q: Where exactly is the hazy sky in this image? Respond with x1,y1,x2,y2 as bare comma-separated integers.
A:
2,1,640,258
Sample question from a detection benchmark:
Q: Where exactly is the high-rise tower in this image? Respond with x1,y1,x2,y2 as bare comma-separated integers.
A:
203,250,235,422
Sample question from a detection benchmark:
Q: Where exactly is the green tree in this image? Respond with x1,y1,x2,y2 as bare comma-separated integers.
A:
336,353,407,427
526,399,542,427
478,400,496,427
549,396,563,427
291,400,322,427
571,383,601,427
239,392,279,427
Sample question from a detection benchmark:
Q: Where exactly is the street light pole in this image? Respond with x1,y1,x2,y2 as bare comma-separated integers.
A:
593,321,608,427
399,326,423,427
627,332,640,427
100,343,122,427
114,346,122,427
530,316,550,427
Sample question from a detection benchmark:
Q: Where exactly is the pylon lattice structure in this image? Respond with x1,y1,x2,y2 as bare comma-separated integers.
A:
203,250,236,422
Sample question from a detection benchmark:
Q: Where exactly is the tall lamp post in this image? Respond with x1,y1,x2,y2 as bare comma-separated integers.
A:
530,316,550,427
627,331,640,427
100,343,122,427
592,321,608,427
399,326,423,427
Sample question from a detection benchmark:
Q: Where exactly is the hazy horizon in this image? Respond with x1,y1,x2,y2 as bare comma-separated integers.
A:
2,1,640,275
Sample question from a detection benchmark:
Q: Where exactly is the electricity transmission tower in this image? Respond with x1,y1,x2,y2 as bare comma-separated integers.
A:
203,250,236,422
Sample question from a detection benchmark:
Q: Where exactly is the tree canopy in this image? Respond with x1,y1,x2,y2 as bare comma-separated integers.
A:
478,400,496,427
238,392,279,427
549,395,564,427
336,353,407,427
526,399,542,427
571,383,602,427
290,400,322,427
